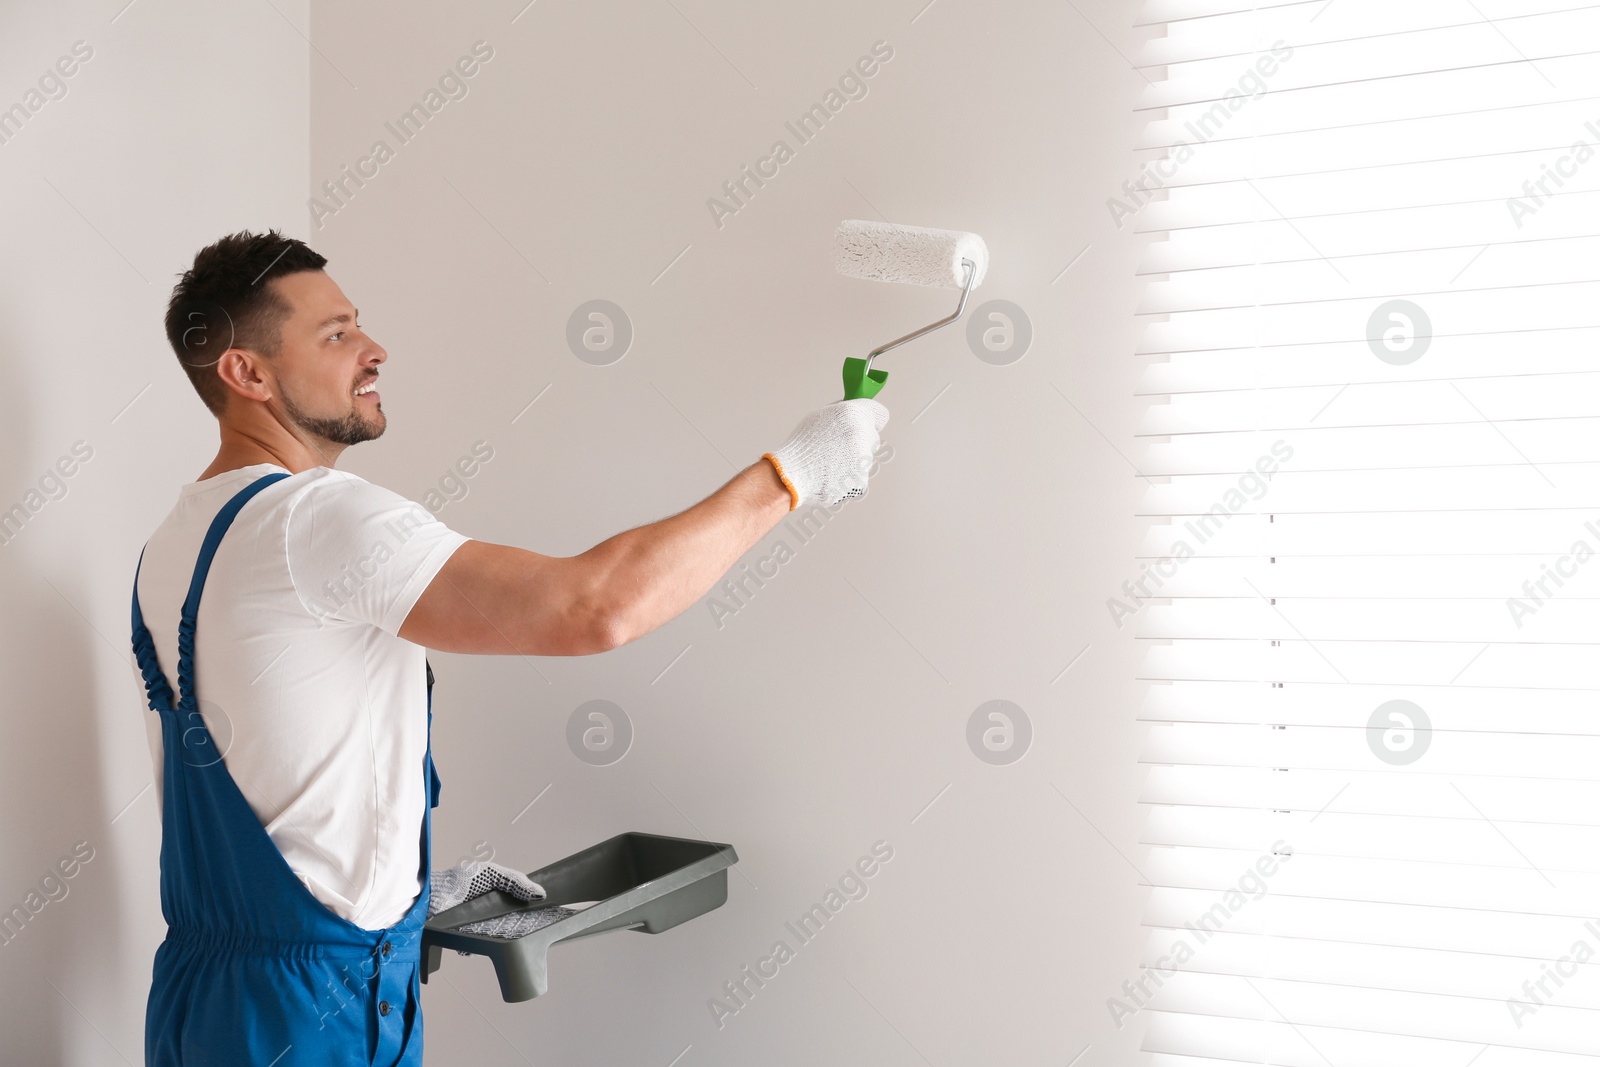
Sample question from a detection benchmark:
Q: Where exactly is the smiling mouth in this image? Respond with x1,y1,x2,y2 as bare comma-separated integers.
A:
354,380,380,402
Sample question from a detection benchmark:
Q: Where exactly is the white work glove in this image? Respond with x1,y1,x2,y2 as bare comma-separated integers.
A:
427,860,547,917
762,398,890,511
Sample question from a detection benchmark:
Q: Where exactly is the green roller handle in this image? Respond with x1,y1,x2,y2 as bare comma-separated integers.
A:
842,357,888,401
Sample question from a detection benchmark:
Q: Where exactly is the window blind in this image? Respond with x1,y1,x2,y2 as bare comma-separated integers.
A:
1128,2,1600,1064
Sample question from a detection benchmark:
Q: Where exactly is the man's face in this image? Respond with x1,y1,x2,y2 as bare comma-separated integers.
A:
261,270,388,447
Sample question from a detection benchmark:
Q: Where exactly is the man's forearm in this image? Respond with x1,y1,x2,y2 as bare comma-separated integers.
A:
583,458,792,647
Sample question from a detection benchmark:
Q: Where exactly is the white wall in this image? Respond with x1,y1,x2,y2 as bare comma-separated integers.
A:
0,1,310,1062
0,0,1156,1062
305,1,1157,1062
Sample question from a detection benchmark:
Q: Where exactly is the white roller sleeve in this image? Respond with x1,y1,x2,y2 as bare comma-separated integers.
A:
833,219,989,289
763,399,890,511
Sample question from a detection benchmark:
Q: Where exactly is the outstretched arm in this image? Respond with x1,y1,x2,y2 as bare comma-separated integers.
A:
399,399,888,656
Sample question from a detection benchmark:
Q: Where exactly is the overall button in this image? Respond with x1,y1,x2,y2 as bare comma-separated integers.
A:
379,1000,392,1016
382,941,392,957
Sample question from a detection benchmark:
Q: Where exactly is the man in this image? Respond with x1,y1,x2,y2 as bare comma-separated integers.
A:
130,229,888,1065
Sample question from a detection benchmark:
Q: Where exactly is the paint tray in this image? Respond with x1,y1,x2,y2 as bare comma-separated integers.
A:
421,831,738,1002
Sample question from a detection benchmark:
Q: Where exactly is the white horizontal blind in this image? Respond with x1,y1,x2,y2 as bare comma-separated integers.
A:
1129,2,1600,1065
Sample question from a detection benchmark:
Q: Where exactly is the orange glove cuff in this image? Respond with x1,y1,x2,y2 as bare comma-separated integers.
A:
761,452,799,511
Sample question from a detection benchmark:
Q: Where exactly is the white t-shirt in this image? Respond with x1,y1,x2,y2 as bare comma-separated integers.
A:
131,463,471,930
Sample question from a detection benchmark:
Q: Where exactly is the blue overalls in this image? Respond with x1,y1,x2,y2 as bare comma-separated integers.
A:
130,472,439,1065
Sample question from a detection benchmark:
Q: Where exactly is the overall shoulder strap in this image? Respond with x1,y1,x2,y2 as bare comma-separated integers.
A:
131,545,174,710
132,472,292,712
171,472,290,710
425,657,441,809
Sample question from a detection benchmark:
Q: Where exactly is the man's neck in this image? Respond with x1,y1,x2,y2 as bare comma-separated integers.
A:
198,424,343,481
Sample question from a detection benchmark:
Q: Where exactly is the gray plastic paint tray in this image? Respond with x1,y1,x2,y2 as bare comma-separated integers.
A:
421,831,738,1002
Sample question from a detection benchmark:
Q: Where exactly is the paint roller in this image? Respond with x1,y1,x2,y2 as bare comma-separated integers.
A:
832,219,990,400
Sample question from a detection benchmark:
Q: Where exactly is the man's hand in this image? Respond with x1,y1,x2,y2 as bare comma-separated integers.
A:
762,398,890,511
428,860,547,917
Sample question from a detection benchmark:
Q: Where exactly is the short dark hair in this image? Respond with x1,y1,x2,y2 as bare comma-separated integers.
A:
164,229,328,416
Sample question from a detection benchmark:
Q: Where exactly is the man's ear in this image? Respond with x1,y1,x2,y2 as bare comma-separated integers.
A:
216,346,274,404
